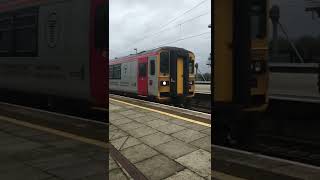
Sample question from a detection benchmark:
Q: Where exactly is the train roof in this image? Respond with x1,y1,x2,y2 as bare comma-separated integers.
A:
110,46,193,62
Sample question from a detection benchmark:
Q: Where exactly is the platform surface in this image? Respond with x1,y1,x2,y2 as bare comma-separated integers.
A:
0,116,107,180
109,98,212,180
214,145,320,180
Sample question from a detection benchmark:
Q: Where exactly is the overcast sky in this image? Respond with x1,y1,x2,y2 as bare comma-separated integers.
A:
270,0,320,39
109,0,212,73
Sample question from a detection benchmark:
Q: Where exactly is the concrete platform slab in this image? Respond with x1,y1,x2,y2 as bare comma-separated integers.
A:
110,128,129,140
146,119,170,128
191,136,211,152
120,144,159,163
164,169,206,180
154,139,197,159
47,160,106,179
122,136,143,150
118,121,144,131
109,97,212,180
135,154,184,180
0,113,107,180
176,149,211,179
111,117,133,126
0,165,51,180
140,132,173,147
127,126,158,138
172,129,207,143
155,123,186,134
131,116,158,123
109,168,129,180
111,136,128,150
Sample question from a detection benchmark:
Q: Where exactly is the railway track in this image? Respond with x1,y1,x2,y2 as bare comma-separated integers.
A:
249,134,320,167
220,99,320,167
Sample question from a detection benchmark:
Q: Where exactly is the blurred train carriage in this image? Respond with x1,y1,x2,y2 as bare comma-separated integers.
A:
214,0,269,144
109,47,196,105
0,0,107,109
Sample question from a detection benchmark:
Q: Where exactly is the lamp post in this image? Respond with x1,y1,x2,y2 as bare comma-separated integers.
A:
269,5,280,62
195,63,199,81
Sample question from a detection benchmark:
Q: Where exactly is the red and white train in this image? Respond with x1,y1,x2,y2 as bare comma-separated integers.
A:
0,0,107,108
109,46,196,104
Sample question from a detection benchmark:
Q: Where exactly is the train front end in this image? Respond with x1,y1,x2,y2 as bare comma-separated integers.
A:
157,47,195,105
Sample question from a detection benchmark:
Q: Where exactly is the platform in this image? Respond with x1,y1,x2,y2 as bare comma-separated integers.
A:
0,115,107,179
109,96,212,180
196,72,320,103
214,145,320,180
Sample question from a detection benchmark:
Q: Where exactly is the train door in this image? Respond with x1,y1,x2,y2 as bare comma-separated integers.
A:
137,57,148,96
177,57,184,95
148,56,157,96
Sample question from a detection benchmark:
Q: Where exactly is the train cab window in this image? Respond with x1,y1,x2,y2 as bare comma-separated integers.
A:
250,0,266,39
160,52,169,74
95,3,107,49
139,63,147,77
189,60,194,74
150,60,155,75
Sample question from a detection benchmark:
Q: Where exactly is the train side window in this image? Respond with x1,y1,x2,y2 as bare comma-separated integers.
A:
189,60,194,74
14,7,38,57
113,64,121,79
109,66,113,79
139,63,147,77
150,60,155,75
160,52,169,74
0,17,12,56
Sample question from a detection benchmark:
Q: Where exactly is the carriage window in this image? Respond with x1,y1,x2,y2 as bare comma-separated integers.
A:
160,52,169,74
250,0,266,39
115,64,121,79
150,60,155,75
139,63,147,77
0,17,12,56
109,66,113,78
95,3,107,49
14,8,38,56
189,60,194,74
0,7,38,57
110,64,121,79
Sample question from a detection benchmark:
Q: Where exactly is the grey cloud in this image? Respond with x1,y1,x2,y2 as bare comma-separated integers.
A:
110,0,212,73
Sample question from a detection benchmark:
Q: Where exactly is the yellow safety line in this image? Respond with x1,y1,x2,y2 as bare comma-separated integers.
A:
109,98,211,127
0,115,108,149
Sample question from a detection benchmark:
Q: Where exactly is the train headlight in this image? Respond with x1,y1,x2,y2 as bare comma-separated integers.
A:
162,81,167,86
251,61,265,73
161,81,169,86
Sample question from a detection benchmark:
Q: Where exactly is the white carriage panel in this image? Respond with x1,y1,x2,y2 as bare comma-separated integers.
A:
37,0,91,100
0,0,91,101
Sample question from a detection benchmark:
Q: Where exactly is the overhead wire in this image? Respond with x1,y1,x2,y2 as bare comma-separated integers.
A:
153,31,211,48
127,11,210,47
124,0,209,50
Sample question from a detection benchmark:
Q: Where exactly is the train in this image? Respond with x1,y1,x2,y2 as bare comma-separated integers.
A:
0,0,107,109
109,46,196,105
214,0,269,144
